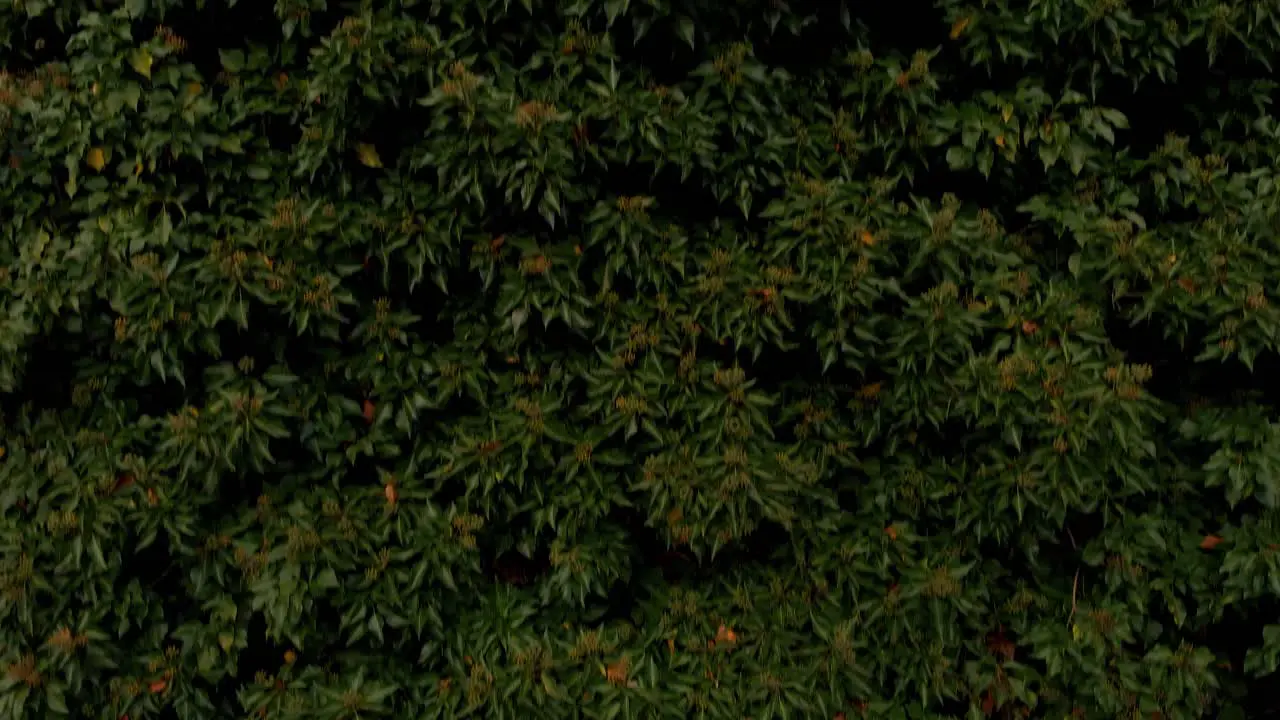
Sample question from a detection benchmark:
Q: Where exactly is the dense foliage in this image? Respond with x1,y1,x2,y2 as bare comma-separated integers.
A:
3,0,1280,718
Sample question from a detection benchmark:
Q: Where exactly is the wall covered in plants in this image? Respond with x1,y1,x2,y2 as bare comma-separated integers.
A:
2,0,1279,718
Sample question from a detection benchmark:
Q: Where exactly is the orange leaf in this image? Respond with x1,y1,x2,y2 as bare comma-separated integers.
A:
1021,320,1039,335
986,630,1015,660
86,147,106,172
362,400,375,424
884,525,898,540
1199,534,1223,550
384,482,398,506
949,17,971,39
604,658,629,685
149,679,167,694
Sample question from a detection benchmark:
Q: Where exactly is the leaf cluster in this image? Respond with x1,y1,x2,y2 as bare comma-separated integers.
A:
2,1,1280,719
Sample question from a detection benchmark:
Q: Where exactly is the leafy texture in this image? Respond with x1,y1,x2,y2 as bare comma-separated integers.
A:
1,1,1279,719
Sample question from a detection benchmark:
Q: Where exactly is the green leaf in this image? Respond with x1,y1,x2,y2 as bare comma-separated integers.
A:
46,686,68,714
129,49,153,79
218,49,245,72
313,568,340,590
1067,141,1087,174
946,146,973,169
676,15,696,48
604,0,629,25
1098,108,1129,128
1039,143,1060,169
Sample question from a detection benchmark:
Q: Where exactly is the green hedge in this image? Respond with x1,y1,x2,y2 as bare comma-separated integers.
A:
2,1,1280,718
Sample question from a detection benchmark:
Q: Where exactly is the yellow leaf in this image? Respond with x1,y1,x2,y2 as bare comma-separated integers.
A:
355,143,382,168
129,49,153,79
86,147,106,172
